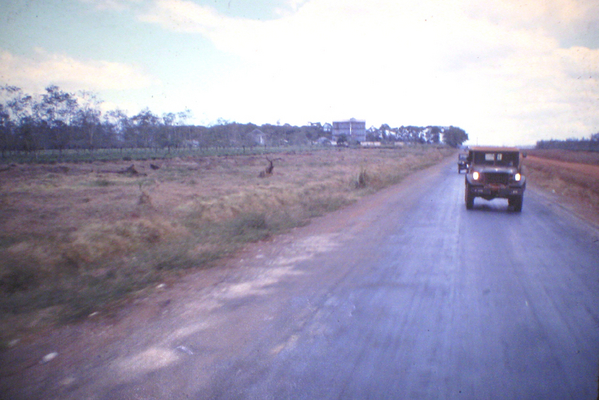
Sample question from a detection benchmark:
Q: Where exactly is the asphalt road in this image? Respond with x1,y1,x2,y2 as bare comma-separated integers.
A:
3,158,599,399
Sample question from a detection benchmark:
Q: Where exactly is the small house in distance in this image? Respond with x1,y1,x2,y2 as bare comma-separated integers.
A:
332,118,366,143
248,128,266,146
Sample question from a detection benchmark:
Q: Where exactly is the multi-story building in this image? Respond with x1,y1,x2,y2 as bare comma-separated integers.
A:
332,118,366,143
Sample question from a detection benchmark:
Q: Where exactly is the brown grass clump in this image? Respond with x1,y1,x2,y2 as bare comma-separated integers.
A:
0,146,453,339
65,217,187,266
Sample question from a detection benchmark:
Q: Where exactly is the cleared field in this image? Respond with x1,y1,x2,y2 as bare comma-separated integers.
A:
525,148,599,166
524,149,599,226
0,146,453,341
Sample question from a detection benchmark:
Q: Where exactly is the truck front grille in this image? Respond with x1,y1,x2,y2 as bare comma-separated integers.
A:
484,172,509,185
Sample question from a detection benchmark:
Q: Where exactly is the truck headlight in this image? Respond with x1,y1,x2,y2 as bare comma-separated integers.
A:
473,171,480,180
514,173,521,182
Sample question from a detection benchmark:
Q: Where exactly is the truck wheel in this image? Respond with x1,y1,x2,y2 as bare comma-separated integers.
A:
512,195,523,212
465,184,474,210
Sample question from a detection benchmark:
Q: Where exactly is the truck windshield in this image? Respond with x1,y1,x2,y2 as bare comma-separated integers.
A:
472,152,519,167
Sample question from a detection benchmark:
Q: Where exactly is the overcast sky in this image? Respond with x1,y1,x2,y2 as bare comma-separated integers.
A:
1,0,598,146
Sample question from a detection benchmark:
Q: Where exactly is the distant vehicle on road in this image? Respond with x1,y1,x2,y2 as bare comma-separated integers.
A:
457,153,469,173
465,147,526,212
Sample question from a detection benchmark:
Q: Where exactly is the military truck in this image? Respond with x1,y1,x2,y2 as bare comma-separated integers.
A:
465,147,526,212
457,153,469,173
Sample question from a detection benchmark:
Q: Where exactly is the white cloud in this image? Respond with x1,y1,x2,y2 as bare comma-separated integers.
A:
78,0,142,11
463,0,599,42
141,0,599,144
138,0,232,34
0,48,159,94
274,0,309,16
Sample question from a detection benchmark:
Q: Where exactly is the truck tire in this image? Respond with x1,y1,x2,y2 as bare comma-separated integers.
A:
465,184,474,210
512,195,523,212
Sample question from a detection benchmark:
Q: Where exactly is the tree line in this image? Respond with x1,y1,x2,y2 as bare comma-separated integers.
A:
0,84,195,155
0,84,468,157
365,124,467,147
536,133,599,152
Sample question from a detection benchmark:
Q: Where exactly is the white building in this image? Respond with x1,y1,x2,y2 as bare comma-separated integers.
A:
332,118,366,143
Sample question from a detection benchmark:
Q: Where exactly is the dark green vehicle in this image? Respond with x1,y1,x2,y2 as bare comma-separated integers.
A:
457,153,469,173
465,147,526,212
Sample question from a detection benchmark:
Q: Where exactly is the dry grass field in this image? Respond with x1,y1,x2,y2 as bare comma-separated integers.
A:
525,148,599,166
0,146,453,341
524,149,599,226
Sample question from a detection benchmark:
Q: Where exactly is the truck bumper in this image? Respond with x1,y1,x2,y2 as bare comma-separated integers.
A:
469,185,524,198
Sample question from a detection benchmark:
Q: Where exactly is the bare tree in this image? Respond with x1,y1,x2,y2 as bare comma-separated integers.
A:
258,156,282,178
38,85,79,152
75,90,103,151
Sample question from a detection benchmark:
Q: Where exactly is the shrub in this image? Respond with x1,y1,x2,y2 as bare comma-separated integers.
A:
227,212,269,242
0,266,37,294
